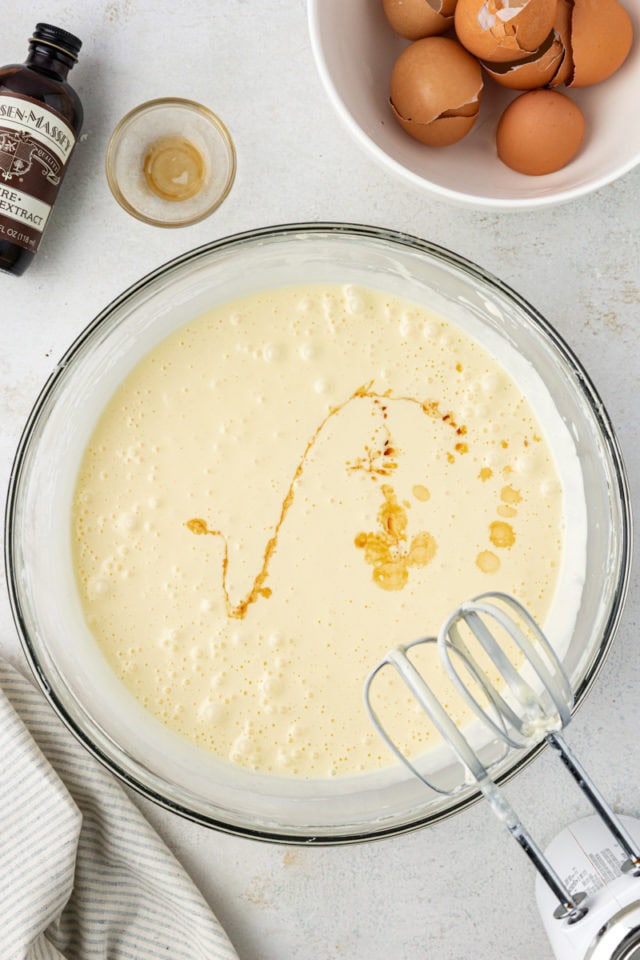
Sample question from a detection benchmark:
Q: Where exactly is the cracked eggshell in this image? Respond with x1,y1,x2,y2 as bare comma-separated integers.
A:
390,36,483,146
483,30,564,87
455,0,558,63
427,0,459,13
549,0,573,86
497,89,585,174
383,0,453,39
569,0,633,87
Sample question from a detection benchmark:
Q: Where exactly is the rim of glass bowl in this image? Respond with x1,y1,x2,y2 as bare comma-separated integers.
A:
4,222,633,844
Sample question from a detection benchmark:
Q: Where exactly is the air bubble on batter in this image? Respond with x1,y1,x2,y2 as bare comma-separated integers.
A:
464,383,482,403
482,372,501,394
342,285,365,315
262,342,283,363
296,295,313,314
229,734,251,761
260,675,283,698
513,455,534,475
117,512,139,533
540,479,559,498
398,312,417,338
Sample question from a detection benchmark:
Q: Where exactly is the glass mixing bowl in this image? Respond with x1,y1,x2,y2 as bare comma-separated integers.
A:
5,224,631,843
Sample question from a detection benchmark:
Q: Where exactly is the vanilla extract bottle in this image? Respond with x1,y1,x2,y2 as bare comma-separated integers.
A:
0,24,83,276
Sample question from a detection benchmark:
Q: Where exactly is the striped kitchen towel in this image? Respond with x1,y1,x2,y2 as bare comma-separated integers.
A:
0,660,239,960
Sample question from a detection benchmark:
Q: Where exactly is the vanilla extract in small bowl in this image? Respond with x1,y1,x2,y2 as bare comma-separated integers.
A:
143,136,206,202
106,98,236,227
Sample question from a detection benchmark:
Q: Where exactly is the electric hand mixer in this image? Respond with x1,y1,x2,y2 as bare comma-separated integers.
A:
365,593,640,960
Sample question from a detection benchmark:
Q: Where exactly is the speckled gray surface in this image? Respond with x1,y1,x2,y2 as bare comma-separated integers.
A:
2,3,640,958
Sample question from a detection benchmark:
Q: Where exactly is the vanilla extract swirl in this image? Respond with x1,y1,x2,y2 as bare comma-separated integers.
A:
187,381,467,618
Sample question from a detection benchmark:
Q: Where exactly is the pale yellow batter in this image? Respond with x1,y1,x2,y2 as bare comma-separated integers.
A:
72,284,563,777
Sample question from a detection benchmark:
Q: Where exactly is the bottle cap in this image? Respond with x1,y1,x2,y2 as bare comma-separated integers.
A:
30,24,82,63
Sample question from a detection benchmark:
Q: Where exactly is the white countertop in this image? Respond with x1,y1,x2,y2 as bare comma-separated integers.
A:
2,3,640,958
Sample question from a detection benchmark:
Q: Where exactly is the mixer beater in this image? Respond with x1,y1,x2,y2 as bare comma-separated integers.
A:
365,592,640,948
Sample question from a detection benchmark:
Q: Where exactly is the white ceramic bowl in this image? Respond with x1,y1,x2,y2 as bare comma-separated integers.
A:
5,224,631,843
308,1,640,210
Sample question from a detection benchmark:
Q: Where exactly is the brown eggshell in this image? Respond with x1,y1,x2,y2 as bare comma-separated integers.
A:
455,0,558,63
426,0,459,13
496,89,585,175
390,36,483,142
392,110,478,145
483,31,564,88
549,0,574,87
569,0,633,88
383,0,453,39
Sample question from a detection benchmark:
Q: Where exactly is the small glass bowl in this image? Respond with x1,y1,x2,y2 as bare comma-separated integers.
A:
105,98,236,227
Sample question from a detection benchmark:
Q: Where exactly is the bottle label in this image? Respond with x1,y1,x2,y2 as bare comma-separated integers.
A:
0,92,76,254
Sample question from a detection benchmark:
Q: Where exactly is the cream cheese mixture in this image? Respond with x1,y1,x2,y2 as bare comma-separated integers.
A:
72,284,564,777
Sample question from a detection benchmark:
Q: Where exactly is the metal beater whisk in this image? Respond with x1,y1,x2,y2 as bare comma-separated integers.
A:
364,592,640,923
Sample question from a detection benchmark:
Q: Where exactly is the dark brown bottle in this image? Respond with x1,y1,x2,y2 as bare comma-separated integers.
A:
0,24,83,276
